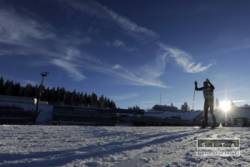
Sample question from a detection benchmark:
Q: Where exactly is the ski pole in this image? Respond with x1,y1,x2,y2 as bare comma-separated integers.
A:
192,88,196,111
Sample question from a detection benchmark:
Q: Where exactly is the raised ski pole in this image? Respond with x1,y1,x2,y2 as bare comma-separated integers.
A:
192,89,196,111
192,81,197,111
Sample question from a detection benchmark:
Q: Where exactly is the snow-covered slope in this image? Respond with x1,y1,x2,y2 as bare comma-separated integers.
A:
0,125,249,167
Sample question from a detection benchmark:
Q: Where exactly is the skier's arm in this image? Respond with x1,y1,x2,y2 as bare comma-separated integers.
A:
207,79,215,90
195,86,204,91
195,81,204,91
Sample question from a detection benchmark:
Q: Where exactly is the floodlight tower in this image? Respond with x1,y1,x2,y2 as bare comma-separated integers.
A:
35,72,49,113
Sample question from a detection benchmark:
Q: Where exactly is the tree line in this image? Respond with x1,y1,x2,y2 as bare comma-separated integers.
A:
153,103,191,112
0,77,116,109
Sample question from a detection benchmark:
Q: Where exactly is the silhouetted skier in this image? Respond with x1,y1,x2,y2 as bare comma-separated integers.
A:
195,79,217,128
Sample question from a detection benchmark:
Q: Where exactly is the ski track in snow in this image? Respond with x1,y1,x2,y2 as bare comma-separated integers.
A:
0,125,249,167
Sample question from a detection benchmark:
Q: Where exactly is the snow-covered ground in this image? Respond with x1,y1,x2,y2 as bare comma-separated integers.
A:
0,125,249,167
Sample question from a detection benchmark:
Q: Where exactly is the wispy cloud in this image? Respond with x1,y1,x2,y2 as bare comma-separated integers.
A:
105,39,136,52
0,8,88,81
109,64,167,88
51,48,86,81
51,58,86,81
62,0,212,77
159,43,212,73
111,93,138,101
107,39,126,48
0,8,54,45
100,4,158,39
0,1,212,89
74,58,167,88
62,0,158,40
112,64,122,70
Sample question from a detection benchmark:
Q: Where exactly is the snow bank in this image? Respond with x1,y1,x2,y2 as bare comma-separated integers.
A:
0,125,248,167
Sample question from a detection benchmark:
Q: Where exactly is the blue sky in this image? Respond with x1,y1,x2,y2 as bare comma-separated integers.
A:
1,0,250,109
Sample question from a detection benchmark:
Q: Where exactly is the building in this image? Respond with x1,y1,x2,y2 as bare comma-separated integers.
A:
228,106,250,126
0,95,37,124
52,106,117,125
133,110,202,126
116,109,144,125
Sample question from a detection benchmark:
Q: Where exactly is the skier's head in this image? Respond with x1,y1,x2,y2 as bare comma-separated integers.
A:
203,80,209,88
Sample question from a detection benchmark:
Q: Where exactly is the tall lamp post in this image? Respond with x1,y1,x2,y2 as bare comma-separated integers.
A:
35,72,48,113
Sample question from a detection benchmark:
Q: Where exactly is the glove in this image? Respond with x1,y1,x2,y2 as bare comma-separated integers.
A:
194,81,198,86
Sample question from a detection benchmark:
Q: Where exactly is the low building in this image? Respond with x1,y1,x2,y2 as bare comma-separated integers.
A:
0,95,37,124
116,109,144,125
227,106,250,126
134,110,202,126
52,106,117,125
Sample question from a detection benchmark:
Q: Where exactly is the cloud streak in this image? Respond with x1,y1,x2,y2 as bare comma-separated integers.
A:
109,64,167,88
62,0,158,40
0,8,87,81
159,43,212,73
71,56,167,88
111,93,139,101
0,8,54,45
0,7,165,87
62,0,212,76
105,39,136,52
0,1,212,89
51,58,86,81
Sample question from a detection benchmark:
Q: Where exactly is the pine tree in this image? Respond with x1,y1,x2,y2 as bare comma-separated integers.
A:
0,77,117,109
0,77,4,95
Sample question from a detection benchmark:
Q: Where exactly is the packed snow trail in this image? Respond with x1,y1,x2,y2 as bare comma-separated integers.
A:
0,125,249,167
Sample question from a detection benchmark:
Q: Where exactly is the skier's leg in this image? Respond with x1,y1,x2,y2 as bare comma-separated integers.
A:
210,100,217,125
204,100,208,126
